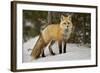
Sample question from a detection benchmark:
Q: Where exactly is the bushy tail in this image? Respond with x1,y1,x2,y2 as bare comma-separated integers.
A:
31,34,46,59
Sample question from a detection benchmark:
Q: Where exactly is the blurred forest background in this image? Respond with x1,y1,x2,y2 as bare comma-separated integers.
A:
23,10,91,46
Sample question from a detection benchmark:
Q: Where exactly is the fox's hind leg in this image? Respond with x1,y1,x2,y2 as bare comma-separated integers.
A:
41,49,45,57
31,35,46,59
41,42,49,57
49,40,55,55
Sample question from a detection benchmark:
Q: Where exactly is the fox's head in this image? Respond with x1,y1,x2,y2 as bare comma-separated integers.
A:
60,15,73,33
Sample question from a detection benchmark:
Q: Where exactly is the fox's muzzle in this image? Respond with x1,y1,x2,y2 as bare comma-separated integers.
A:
64,29,68,33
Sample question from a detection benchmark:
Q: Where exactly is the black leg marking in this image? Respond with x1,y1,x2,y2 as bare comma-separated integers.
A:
64,41,67,53
49,40,55,55
41,49,45,57
58,41,62,54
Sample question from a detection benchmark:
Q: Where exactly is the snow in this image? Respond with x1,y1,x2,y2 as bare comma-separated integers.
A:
22,36,91,63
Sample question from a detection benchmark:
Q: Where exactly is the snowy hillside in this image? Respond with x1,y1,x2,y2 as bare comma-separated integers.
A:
22,36,91,63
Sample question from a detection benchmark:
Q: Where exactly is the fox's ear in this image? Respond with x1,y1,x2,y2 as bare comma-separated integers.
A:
68,15,72,21
61,15,65,21
68,14,73,21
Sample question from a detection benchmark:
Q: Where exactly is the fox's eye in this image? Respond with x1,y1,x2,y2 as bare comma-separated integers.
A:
63,23,66,25
68,22,70,24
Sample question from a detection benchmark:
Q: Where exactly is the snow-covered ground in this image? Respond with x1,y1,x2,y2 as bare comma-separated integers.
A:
22,36,91,63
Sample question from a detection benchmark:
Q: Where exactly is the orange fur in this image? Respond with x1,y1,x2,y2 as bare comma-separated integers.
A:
31,15,73,59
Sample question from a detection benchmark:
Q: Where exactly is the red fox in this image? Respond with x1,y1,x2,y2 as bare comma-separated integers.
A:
31,15,73,59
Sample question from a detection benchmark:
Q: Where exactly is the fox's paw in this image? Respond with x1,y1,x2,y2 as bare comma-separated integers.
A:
41,54,46,57
51,52,55,55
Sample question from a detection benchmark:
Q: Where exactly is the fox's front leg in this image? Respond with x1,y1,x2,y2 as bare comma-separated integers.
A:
58,41,62,54
63,41,67,53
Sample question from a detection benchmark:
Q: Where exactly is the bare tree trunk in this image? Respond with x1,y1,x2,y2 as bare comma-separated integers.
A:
47,11,52,24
